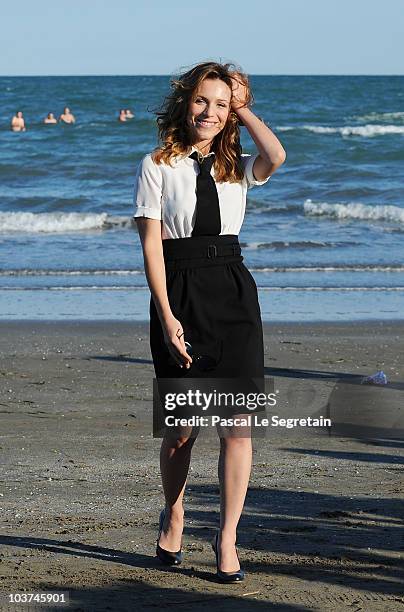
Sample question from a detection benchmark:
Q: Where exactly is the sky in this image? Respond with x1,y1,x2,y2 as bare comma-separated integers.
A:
0,0,403,76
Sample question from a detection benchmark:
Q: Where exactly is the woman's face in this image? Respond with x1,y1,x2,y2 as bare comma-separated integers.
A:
186,78,231,145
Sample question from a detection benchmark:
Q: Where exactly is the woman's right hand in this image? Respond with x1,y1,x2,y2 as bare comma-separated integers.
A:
162,315,193,369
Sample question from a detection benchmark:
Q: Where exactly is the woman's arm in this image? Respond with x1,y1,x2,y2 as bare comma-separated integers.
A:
136,217,192,369
231,73,286,181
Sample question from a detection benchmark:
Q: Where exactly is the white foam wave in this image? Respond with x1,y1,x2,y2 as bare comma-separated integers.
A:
243,240,344,250
261,287,404,291
3,265,404,277
277,124,404,136
0,286,148,291
0,269,143,276
0,212,132,233
304,199,404,224
250,265,404,272
304,124,404,136
2,286,403,292
355,111,404,122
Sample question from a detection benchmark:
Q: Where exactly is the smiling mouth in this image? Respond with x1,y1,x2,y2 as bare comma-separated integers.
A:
196,119,217,128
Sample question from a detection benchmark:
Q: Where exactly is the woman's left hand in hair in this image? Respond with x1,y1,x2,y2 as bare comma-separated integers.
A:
230,72,249,110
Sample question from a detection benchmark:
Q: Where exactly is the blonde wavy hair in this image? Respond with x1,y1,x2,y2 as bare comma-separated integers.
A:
151,61,253,183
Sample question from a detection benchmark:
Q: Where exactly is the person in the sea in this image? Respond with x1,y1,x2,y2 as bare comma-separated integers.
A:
44,112,58,124
59,107,75,124
10,111,26,132
125,109,134,119
118,109,127,122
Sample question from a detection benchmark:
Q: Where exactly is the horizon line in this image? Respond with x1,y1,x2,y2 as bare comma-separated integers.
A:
1,73,403,78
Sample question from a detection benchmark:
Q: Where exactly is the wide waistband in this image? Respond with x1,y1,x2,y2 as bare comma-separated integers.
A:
163,235,243,270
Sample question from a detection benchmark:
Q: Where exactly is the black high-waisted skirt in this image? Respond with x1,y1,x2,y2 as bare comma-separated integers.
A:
149,234,264,380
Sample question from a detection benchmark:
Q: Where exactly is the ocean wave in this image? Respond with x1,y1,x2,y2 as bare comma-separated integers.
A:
354,111,404,122
2,265,404,277
0,286,148,291
277,124,404,136
0,211,133,233
0,269,143,276
0,164,48,178
248,203,302,214
242,240,354,250
1,286,403,292
250,265,404,272
304,200,404,224
258,286,404,291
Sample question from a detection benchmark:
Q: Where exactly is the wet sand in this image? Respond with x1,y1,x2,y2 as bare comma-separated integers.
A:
1,320,403,611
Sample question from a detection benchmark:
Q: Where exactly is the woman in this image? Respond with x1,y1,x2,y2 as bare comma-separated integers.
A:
59,107,75,124
44,112,57,124
11,111,26,132
134,61,286,582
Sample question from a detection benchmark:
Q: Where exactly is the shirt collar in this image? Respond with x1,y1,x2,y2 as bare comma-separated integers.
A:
174,145,215,165
189,145,215,158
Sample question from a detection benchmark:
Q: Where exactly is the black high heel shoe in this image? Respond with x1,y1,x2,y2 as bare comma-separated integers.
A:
156,509,183,565
211,532,245,582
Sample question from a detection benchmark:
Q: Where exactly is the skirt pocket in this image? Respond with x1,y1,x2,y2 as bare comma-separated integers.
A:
183,327,224,374
240,263,258,294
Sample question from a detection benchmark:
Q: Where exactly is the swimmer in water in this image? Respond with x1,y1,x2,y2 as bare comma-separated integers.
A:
118,109,127,122
44,112,58,124
11,111,26,132
59,107,75,124
125,108,134,119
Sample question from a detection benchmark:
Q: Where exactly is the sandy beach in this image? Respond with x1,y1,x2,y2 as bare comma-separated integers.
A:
1,320,403,611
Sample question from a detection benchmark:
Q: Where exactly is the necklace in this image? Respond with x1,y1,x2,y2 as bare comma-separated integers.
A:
193,147,213,164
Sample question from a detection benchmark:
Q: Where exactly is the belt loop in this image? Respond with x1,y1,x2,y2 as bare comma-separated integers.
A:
207,245,217,258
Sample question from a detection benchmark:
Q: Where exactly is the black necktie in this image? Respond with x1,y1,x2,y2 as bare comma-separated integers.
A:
189,151,221,236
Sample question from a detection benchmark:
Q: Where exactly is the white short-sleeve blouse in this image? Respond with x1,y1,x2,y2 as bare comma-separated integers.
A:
133,145,270,240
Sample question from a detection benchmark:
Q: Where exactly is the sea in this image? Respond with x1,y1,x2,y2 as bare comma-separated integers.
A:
1,75,403,322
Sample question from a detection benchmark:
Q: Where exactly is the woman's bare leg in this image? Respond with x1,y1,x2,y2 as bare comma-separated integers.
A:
158,427,198,552
217,420,252,571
